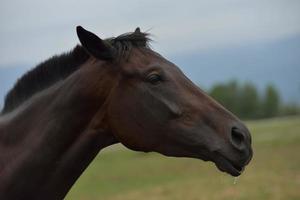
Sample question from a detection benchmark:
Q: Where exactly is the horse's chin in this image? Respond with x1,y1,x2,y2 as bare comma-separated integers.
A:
191,153,241,176
212,154,244,177
148,144,245,177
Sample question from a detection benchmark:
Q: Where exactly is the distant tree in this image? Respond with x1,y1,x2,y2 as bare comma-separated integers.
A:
279,103,300,116
209,80,239,114
226,80,240,114
262,84,280,118
208,80,297,120
238,82,260,119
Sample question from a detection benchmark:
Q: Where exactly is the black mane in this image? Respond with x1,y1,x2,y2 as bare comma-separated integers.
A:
1,30,150,114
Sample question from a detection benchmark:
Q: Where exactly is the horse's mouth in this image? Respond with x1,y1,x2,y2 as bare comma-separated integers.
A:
213,154,244,177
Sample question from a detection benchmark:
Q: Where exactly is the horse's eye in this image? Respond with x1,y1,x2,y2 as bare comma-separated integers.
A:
147,73,162,85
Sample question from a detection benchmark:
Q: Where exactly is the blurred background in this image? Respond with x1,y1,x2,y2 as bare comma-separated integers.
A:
1,0,299,199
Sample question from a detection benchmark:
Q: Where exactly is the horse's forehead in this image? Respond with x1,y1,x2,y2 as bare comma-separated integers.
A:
125,48,174,71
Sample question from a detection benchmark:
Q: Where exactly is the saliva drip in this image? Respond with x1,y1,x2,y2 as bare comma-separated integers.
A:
233,177,239,185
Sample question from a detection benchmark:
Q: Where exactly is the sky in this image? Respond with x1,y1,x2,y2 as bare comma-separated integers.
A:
1,0,300,66
0,0,300,106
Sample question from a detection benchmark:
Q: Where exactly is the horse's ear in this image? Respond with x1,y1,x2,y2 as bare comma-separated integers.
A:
134,27,141,33
76,26,114,60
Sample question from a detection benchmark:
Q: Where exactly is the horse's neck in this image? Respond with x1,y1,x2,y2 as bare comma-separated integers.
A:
1,62,111,145
0,63,118,199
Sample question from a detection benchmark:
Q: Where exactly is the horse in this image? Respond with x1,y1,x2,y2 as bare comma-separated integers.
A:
0,26,253,199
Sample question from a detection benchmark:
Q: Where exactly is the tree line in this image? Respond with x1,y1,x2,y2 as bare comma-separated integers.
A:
208,80,300,119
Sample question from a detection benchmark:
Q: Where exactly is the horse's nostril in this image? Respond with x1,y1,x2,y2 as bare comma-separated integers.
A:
231,127,245,148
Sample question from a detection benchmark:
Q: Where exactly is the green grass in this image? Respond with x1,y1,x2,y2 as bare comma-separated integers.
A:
66,116,300,200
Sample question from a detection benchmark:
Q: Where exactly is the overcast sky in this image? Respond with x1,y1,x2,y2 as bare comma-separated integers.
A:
1,0,300,67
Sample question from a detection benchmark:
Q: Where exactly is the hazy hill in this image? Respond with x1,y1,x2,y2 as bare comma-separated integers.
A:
170,35,300,103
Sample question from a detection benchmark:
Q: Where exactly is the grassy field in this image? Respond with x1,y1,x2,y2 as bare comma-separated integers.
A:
66,116,300,200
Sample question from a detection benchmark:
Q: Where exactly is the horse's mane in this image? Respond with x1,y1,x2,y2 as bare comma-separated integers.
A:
1,30,150,114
